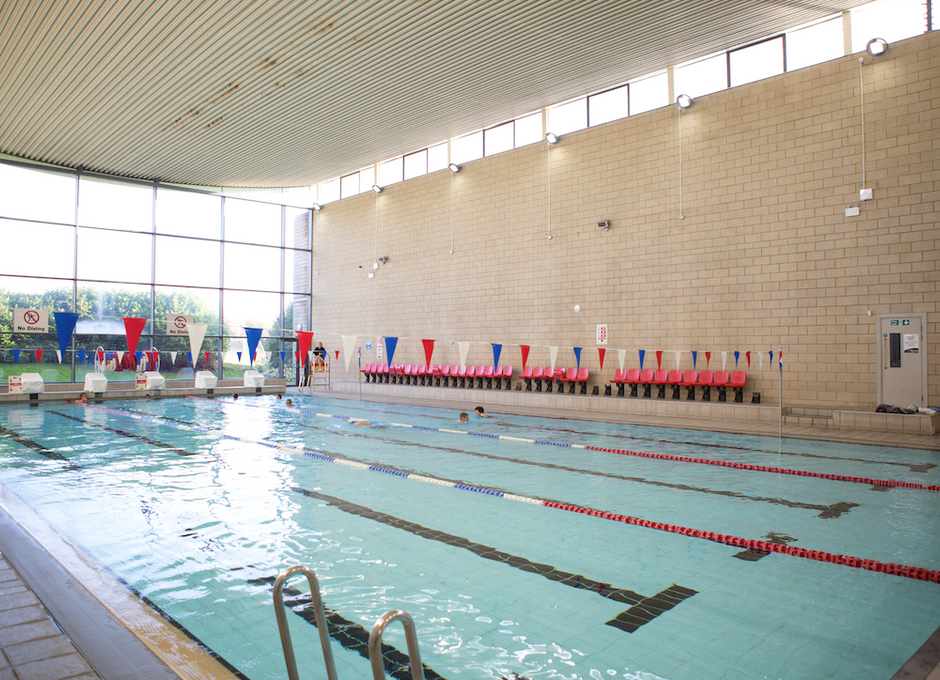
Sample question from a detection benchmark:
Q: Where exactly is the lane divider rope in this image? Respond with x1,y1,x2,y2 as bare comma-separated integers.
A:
77,402,940,584
185,396,940,492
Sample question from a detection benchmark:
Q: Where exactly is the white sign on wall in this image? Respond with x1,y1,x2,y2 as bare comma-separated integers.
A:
596,324,608,345
8,376,22,394
13,308,48,333
166,314,194,336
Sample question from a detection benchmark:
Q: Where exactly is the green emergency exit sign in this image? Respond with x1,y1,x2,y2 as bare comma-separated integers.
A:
890,319,911,326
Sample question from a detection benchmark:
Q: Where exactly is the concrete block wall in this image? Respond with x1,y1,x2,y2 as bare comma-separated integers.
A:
309,31,939,410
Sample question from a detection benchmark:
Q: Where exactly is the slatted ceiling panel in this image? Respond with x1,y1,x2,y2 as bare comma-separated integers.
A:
0,0,871,189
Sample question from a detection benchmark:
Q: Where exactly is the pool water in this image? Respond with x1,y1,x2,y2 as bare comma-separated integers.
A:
0,395,938,680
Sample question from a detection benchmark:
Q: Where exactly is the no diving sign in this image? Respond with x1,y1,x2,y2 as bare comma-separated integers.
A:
166,314,194,336
14,308,48,333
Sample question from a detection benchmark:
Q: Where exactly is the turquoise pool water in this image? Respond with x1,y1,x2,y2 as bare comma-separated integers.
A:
0,395,938,680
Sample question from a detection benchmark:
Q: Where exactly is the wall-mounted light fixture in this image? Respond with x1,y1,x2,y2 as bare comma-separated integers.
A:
312,203,322,211
596,220,611,231
371,184,383,193
676,94,693,109
866,37,888,57
448,163,461,173
545,132,559,144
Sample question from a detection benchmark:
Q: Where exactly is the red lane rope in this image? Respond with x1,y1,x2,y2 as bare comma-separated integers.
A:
584,446,940,491
542,500,940,583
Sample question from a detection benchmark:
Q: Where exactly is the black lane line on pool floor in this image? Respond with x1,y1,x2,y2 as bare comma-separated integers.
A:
172,403,859,520
247,575,449,680
0,423,82,471
292,486,697,633
50,411,198,456
308,400,937,472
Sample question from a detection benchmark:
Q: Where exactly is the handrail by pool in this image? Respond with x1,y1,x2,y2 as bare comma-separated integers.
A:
273,565,338,680
368,609,425,680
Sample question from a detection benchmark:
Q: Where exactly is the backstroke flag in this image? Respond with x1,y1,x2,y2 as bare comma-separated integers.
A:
638,349,646,369
341,334,357,371
245,328,263,366
491,343,501,368
296,331,314,368
458,341,470,367
187,323,209,368
573,347,582,369
597,348,606,371
385,337,398,366
548,346,558,371
519,345,530,370
123,317,147,357
617,349,626,370
423,339,436,368
54,312,78,363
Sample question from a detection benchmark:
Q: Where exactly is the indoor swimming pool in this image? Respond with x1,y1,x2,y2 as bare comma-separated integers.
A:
0,395,938,680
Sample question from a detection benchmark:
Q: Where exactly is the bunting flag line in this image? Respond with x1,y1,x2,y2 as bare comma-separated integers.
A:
341,334,357,372
204,351,210,366
491,343,502,368
35,350,43,363
135,351,143,364
385,337,399,366
123,317,147,357
280,351,286,363
617,349,626,370
655,350,662,370
746,351,751,370
334,350,339,360
170,351,178,365
423,339,436,368
692,351,698,369
721,351,727,371
768,351,773,371
236,352,242,362
519,345,530,370
458,341,470,368
573,347,582,369
597,348,606,371
53,312,79,363
188,352,193,365
734,351,740,368
98,350,105,364
117,351,125,364
779,350,783,371
638,349,646,370
187,323,209,368
244,328,263,367
705,351,711,368
548,346,558,371
77,350,85,365
674,351,682,371
13,349,20,363
759,351,764,371
296,331,314,368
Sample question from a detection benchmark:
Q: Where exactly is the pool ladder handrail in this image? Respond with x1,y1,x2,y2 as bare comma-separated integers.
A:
368,609,426,680
273,565,338,680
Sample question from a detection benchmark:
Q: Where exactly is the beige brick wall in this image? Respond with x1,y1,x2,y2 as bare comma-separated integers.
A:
312,31,939,410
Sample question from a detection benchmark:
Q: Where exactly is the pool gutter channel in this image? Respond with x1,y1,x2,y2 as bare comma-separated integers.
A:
0,489,242,680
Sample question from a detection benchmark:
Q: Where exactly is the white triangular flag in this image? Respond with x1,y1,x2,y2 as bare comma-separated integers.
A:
170,351,178,364
341,334,358,371
549,346,558,371
674,351,682,370
187,323,208,368
458,341,470,367
617,349,626,370
721,351,727,371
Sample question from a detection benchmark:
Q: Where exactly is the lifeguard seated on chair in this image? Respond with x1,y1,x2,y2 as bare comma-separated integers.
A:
312,342,326,371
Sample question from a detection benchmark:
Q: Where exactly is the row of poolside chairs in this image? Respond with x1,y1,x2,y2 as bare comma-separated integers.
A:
517,367,591,394
610,369,747,402
361,364,515,390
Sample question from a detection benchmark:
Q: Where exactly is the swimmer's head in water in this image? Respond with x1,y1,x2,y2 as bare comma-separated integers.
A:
459,412,469,422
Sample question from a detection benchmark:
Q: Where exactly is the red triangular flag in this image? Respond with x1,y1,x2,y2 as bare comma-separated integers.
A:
123,317,147,356
655,350,663,370
98,350,104,363
705,351,711,368
204,351,210,365
35,349,43,363
296,331,314,368
746,351,751,370
520,345,530,370
598,348,606,371
422,339,435,369
334,350,339,360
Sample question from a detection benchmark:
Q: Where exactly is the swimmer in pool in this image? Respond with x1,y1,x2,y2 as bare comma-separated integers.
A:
276,394,282,400
285,398,293,407
77,393,88,403
459,412,469,422
474,406,493,418
233,393,239,400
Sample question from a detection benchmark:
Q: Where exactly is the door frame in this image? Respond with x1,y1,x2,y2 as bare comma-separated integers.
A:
875,312,927,407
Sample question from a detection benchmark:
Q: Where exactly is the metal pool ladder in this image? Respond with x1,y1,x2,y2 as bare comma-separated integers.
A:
273,565,426,680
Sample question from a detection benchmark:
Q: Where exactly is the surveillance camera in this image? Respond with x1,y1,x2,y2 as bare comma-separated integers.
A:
596,220,610,231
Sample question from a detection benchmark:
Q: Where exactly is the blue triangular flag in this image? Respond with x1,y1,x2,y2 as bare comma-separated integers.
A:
385,337,398,365
53,312,79,362
236,351,242,362
769,350,774,369
77,350,85,364
13,349,20,363
692,351,698,369
491,343,502,368
734,350,740,368
638,349,646,369
135,351,143,363
280,351,285,362
244,328,263,366
573,347,582,369
188,352,194,364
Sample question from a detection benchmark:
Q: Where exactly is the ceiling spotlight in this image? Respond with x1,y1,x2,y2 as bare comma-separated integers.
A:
866,37,888,57
676,94,693,109
372,184,383,193
312,203,322,211
448,163,461,173
545,132,559,144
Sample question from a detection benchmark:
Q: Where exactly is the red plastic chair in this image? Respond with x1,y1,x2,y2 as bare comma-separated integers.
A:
652,369,670,399
457,365,469,388
547,367,564,393
698,370,715,401
402,364,413,385
625,368,642,397
450,365,460,387
501,366,513,390
475,366,486,389
532,366,545,392
416,364,428,386
483,365,496,389
520,366,535,391
638,368,655,398
361,362,374,382
680,370,698,400
574,367,589,394
465,365,477,388
713,370,730,402
667,369,683,399
729,370,746,403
